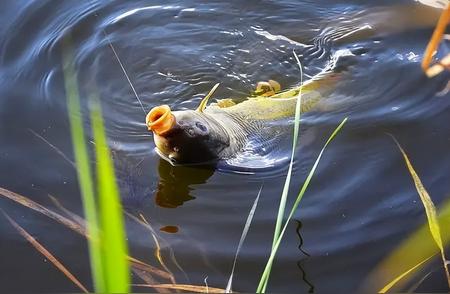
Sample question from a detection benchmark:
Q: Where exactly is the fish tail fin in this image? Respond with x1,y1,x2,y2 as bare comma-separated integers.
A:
269,48,357,99
301,48,355,92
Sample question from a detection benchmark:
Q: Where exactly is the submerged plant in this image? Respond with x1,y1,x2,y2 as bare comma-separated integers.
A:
2,211,89,293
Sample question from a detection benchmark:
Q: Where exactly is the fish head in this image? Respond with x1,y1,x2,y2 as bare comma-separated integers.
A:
146,105,229,164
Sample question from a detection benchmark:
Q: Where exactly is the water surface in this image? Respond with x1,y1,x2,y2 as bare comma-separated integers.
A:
0,0,449,292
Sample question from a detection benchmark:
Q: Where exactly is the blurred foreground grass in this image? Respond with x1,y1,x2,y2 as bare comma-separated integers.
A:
62,35,130,293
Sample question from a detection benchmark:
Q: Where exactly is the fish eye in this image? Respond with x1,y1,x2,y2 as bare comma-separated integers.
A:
195,122,207,132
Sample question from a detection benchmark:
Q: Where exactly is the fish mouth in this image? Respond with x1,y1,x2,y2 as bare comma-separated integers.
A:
146,105,176,135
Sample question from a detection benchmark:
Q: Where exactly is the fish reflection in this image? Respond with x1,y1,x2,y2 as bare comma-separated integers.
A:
155,158,215,208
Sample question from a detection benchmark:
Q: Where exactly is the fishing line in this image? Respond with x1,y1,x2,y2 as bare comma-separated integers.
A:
90,1,147,114
101,30,147,115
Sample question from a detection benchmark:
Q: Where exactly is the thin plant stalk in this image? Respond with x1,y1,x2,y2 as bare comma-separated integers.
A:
257,117,348,293
132,283,226,293
390,136,450,289
0,186,171,281
271,51,304,251
379,255,434,293
2,211,89,293
226,185,263,293
421,4,450,75
91,95,131,293
63,34,130,292
62,36,105,292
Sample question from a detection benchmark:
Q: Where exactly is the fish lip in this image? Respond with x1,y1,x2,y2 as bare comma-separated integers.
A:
146,105,176,135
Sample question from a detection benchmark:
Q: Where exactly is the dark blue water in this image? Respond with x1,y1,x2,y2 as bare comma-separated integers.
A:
0,0,449,292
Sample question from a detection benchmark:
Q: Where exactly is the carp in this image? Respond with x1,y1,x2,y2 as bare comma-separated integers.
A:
146,53,345,165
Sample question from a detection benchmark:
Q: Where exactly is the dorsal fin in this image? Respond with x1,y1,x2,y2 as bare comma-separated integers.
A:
196,83,220,112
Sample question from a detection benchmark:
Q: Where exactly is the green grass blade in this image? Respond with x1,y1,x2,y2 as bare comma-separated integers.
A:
257,117,348,293
62,36,105,293
91,95,131,293
271,50,304,249
388,136,450,290
364,199,450,293
378,255,434,293
362,137,450,292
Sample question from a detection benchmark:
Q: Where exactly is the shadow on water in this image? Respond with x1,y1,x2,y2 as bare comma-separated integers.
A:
294,219,315,293
154,158,215,208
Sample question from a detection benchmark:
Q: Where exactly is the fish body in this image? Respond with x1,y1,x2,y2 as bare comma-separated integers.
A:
204,69,339,158
145,2,446,165
146,56,341,165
